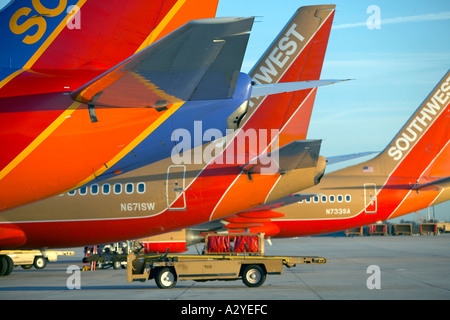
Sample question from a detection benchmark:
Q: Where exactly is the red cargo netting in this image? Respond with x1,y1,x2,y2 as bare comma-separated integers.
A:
207,235,231,253
234,235,259,253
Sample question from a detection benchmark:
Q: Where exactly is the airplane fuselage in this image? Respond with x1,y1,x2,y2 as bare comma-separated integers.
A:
0,0,220,212
269,168,449,237
0,141,326,249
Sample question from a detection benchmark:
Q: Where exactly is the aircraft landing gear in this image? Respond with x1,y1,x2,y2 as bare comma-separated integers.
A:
0,254,14,276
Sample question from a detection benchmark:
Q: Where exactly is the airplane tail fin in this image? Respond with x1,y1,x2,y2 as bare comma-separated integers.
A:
239,5,336,150
339,70,450,184
1,0,219,70
376,70,450,175
0,0,219,96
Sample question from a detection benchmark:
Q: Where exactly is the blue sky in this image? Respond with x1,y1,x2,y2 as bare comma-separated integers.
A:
217,0,450,222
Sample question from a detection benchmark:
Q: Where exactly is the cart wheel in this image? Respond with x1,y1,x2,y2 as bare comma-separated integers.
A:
155,267,177,289
0,255,14,276
242,265,266,288
113,260,121,270
33,256,47,269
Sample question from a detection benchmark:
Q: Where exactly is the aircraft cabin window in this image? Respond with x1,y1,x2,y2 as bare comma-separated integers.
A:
102,184,111,195
329,195,335,203
79,187,87,196
313,196,319,203
79,182,147,195
305,198,311,203
114,183,122,194
91,184,99,195
321,195,327,203
137,182,146,194
337,195,343,202
125,183,134,194
345,195,351,202
68,190,76,196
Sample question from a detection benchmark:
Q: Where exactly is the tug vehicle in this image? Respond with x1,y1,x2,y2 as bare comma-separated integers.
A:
126,233,327,289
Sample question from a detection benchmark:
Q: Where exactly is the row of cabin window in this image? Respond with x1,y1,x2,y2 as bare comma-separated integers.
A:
66,182,146,196
300,194,351,204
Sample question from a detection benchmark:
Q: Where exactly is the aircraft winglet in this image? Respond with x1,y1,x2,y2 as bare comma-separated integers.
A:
237,193,319,213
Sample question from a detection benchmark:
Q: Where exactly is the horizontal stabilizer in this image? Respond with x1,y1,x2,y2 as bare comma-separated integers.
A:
250,79,349,98
240,139,322,174
238,193,318,213
326,151,378,165
413,176,450,191
72,17,254,108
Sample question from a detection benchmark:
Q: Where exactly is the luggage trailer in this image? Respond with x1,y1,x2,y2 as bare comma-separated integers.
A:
126,233,327,289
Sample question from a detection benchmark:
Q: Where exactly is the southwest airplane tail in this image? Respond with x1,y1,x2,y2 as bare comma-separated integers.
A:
0,5,338,253
200,5,336,215
231,69,450,237
243,5,335,149
1,0,219,95
0,0,219,212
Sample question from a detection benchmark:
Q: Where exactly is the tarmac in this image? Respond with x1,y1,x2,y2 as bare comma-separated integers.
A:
1,234,450,303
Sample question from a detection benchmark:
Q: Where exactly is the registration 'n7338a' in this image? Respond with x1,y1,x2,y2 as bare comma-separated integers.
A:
326,208,351,215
